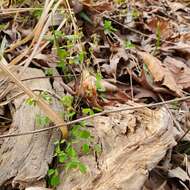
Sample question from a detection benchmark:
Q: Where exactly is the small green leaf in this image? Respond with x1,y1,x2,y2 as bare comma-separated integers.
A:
79,130,91,139
95,73,106,92
55,144,61,154
25,97,36,106
71,124,81,137
66,145,77,158
48,169,55,176
65,160,79,170
54,31,64,40
64,34,80,41
67,111,76,120
58,152,68,163
32,9,42,19
82,143,90,154
50,174,60,187
124,40,135,49
40,91,52,104
82,108,94,116
45,68,54,76
54,140,59,145
57,48,69,60
93,107,102,112
103,20,117,34
35,114,50,127
132,9,140,18
61,95,73,108
78,162,87,173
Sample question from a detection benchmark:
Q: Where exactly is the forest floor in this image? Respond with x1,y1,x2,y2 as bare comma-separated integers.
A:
1,0,190,189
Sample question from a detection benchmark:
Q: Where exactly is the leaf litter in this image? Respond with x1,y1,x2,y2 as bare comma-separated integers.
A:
1,0,190,189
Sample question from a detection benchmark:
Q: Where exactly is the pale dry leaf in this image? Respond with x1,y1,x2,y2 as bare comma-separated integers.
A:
161,42,190,54
138,51,183,96
164,56,190,90
168,167,190,182
168,2,186,11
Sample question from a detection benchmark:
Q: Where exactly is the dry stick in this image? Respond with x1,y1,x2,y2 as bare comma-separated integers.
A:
0,58,68,138
0,95,190,139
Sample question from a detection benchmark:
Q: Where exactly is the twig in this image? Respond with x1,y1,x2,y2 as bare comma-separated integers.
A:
0,95,190,139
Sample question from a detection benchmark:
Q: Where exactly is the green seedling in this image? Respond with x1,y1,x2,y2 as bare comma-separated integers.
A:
103,20,117,35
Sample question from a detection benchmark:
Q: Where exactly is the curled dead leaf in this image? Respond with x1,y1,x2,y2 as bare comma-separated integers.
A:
138,51,183,96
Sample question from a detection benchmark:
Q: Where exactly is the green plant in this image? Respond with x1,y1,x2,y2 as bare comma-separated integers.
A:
25,97,36,106
48,119,103,187
131,9,140,19
45,68,54,76
35,114,50,127
40,91,52,104
48,168,60,187
82,108,94,116
95,73,106,92
32,9,42,19
124,39,135,49
60,95,76,120
103,20,117,35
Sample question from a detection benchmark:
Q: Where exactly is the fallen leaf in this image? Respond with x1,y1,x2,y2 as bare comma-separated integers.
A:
164,56,190,90
134,87,158,101
82,1,113,13
145,17,173,39
103,47,128,78
138,51,183,96
168,167,190,182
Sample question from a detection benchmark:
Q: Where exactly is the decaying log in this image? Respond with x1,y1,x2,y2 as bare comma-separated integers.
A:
0,66,182,190
0,67,63,189
57,105,178,190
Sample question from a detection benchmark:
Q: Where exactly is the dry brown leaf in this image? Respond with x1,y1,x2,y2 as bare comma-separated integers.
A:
82,0,113,13
145,17,173,39
164,57,190,90
107,47,128,78
134,87,158,101
161,42,190,55
138,51,183,96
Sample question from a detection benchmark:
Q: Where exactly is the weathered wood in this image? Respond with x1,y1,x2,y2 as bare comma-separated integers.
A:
57,104,177,190
0,67,63,189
